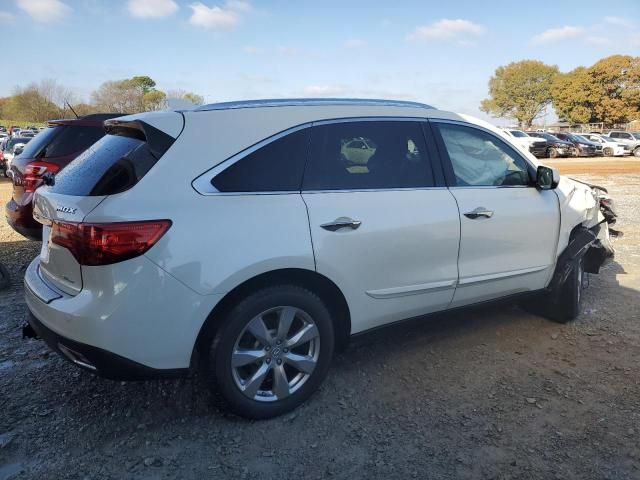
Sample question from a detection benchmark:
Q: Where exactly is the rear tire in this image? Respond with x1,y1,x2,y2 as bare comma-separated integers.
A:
633,147,640,158
203,285,335,419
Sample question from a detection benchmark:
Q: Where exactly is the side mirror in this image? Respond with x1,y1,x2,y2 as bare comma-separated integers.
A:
536,165,559,190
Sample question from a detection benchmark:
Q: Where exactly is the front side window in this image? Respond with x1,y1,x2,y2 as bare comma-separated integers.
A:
303,121,433,191
437,123,531,187
212,128,310,192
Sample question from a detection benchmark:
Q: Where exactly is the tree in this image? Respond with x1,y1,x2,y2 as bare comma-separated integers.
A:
551,55,640,124
4,84,61,122
166,89,205,107
480,60,559,128
91,76,167,113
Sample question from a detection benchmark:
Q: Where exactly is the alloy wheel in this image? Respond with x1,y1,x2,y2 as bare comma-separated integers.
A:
231,306,321,402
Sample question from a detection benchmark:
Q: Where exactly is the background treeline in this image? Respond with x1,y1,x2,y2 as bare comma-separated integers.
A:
481,55,640,127
0,75,204,123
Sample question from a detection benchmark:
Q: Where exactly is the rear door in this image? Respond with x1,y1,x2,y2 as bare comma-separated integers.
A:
432,121,559,307
302,119,460,333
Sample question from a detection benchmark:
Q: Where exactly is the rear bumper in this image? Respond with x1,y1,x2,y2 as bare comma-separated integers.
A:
5,197,42,240
23,256,220,374
24,311,188,380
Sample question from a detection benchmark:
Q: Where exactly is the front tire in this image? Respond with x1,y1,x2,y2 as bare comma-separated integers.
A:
548,147,559,158
603,147,613,157
633,147,640,158
547,257,584,323
204,285,335,419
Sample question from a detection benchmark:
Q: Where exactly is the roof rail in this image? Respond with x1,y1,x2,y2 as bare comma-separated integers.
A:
195,98,435,112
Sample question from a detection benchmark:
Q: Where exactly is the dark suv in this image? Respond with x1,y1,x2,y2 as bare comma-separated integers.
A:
553,133,599,157
5,113,123,239
526,132,574,158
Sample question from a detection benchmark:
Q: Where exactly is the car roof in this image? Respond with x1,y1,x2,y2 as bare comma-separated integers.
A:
194,98,435,112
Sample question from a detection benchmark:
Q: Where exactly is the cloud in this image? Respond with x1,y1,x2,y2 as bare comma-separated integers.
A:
303,85,348,97
603,16,634,28
531,25,584,45
243,45,299,56
16,0,71,23
407,19,485,44
0,11,14,22
127,0,179,18
189,1,251,30
344,39,367,49
585,36,611,46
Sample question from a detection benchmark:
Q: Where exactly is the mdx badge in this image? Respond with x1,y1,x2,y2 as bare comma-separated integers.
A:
56,206,77,214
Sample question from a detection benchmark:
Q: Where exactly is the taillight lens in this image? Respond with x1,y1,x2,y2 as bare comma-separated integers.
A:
24,161,60,193
51,220,172,266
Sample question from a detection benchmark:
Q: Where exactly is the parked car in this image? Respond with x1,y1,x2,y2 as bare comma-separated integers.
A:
579,133,626,157
5,113,123,239
571,133,604,156
526,132,573,158
606,131,640,157
553,133,598,157
22,98,617,419
501,128,547,157
0,125,6,133
0,150,7,178
1,136,33,170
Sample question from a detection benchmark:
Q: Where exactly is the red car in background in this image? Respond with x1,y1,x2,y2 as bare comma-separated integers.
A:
5,113,123,240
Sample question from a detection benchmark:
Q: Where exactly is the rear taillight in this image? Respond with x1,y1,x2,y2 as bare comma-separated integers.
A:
24,161,60,193
51,220,172,266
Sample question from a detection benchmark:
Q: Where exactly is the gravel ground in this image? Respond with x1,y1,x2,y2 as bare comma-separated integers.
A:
1,165,639,480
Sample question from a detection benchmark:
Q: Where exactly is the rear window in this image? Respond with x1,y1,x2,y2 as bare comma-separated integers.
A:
19,126,104,159
51,134,158,196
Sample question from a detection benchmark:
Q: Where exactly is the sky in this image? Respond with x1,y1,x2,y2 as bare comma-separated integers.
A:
1,0,639,125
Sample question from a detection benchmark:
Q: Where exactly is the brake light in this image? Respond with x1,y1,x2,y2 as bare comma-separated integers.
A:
51,220,172,266
24,161,60,193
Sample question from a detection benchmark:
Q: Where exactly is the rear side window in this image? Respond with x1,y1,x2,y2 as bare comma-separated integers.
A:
18,126,104,159
303,121,433,191
52,134,159,196
212,128,310,192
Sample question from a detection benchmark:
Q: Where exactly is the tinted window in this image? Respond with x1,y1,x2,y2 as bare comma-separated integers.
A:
52,134,158,196
19,126,104,159
437,123,531,187
212,128,310,192
303,121,433,190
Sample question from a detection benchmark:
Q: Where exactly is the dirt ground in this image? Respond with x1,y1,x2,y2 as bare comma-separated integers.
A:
1,158,639,480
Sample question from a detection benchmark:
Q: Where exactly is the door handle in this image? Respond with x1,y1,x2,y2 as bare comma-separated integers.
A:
464,207,494,219
320,217,362,232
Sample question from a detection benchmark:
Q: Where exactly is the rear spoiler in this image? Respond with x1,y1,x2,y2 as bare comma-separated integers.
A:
103,119,175,160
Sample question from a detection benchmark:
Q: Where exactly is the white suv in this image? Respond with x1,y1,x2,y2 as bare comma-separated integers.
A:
23,99,616,418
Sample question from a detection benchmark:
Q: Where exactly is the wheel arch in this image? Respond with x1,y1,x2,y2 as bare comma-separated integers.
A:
191,268,352,368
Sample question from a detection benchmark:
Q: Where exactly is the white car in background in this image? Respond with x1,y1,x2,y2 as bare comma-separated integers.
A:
23,99,617,419
580,134,626,157
501,128,547,157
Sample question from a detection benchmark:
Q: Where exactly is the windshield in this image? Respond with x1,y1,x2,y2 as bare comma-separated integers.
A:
632,133,640,140
538,133,560,141
7,137,32,150
509,130,528,138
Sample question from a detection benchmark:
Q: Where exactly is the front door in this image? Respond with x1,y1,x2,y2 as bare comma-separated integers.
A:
432,121,560,307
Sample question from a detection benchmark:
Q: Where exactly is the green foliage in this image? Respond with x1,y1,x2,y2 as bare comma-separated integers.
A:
480,60,559,128
551,55,640,124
